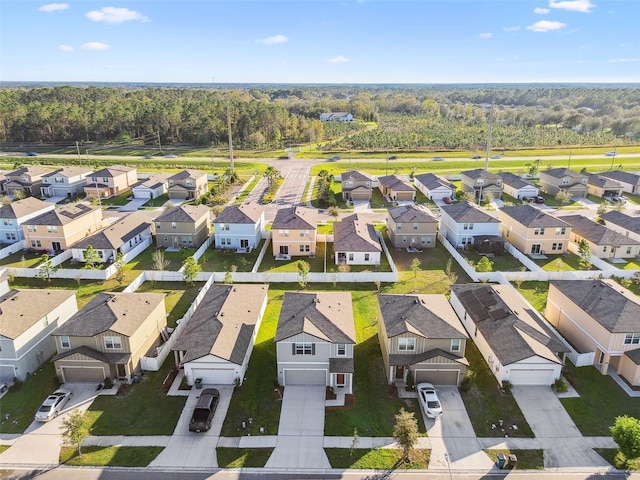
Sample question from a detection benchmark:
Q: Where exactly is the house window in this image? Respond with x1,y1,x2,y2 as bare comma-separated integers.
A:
337,344,346,356
348,253,354,261
279,229,289,237
552,242,562,251
104,336,122,350
603,246,608,253
451,339,461,352
55,177,64,183
300,230,309,237
345,181,353,187
31,240,42,248
27,225,37,232
365,181,371,187
402,236,407,243
413,223,419,230
21,176,29,183
220,237,231,246
398,338,416,352
561,178,570,185
425,237,432,245
91,177,98,183
6,233,16,241
156,223,161,230
171,222,177,230
555,227,566,235
534,228,545,235
186,180,193,186
60,336,70,348
163,236,168,242
294,343,314,355
461,237,473,245
219,223,229,231
397,223,402,231
299,244,310,252
627,247,632,255
102,177,109,183
364,253,370,261
624,334,640,345
477,179,485,186
47,226,57,233
2,219,12,226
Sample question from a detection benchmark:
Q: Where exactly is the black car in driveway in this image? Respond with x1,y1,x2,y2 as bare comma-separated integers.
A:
188,388,219,432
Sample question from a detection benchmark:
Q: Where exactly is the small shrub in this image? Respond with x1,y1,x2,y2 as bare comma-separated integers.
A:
551,378,568,393
459,376,472,393
501,380,513,392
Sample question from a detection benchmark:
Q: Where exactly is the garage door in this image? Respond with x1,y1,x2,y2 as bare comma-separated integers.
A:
415,369,459,385
508,369,555,385
62,367,105,383
191,368,236,385
284,369,326,386
352,192,370,201
396,192,414,200
133,189,152,199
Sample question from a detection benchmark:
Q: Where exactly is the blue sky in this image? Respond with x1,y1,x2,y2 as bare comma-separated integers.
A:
1,0,638,83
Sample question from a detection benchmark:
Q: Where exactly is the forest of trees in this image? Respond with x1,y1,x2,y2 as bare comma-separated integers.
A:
0,85,638,151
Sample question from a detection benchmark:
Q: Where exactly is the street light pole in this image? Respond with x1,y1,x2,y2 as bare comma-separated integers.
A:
444,453,453,480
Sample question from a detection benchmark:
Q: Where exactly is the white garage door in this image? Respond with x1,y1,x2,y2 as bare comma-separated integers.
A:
133,189,152,199
191,368,236,385
284,369,326,386
509,369,555,385
62,367,105,383
415,369,459,385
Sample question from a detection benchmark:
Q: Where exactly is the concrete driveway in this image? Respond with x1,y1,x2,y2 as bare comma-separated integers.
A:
265,385,330,469
119,198,148,211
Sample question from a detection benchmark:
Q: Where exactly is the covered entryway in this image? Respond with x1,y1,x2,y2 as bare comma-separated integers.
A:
509,368,556,385
415,369,459,385
61,366,105,382
190,368,236,385
284,369,326,386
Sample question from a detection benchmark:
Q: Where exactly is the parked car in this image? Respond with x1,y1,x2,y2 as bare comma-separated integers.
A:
522,196,532,203
534,195,545,204
189,388,219,432
443,196,453,204
35,388,73,422
329,156,341,161
143,154,153,159
417,383,443,419
26,152,39,157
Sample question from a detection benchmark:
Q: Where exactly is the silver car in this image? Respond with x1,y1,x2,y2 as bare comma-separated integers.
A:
417,383,443,418
35,388,73,422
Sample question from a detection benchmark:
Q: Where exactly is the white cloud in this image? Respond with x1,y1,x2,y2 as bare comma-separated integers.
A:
85,7,149,24
58,44,74,52
81,42,110,51
503,26,521,32
257,34,288,45
610,58,638,63
327,55,349,64
526,20,566,32
479,32,492,39
534,7,550,14
549,0,595,13
38,3,68,12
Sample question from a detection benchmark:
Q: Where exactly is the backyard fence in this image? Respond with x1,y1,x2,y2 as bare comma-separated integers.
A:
437,233,480,282
0,240,26,260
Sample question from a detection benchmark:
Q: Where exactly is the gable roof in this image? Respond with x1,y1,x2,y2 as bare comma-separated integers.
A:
497,172,537,190
598,170,640,187
91,165,136,178
0,289,76,340
378,294,468,340
155,204,210,223
550,280,640,333
440,201,499,223
588,174,622,189
333,215,381,253
168,169,207,182
53,292,166,338
462,169,500,181
172,284,268,365
272,206,317,230
561,214,640,247
214,203,263,225
452,283,568,366
342,171,374,182
275,292,355,344
601,210,640,235
134,173,171,190
72,212,152,250
0,197,53,219
377,175,415,192
42,166,93,179
26,203,101,226
542,168,588,180
499,204,571,228
413,173,455,191
388,204,437,224
6,166,56,178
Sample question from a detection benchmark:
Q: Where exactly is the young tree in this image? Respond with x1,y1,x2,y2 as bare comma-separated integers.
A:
37,254,59,282
182,256,201,285
298,260,310,289
555,190,571,208
611,416,640,462
476,256,494,272
445,258,459,284
483,190,494,206
393,408,419,461
114,252,126,284
82,245,100,269
463,191,477,203
410,258,421,278
224,271,233,284
577,239,592,269
152,249,169,271
60,409,89,456
350,427,360,457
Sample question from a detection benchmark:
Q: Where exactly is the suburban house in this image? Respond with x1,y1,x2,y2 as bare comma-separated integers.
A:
387,204,438,249
0,288,77,383
597,170,640,195
51,292,167,383
275,291,356,393
498,204,572,255
0,197,54,244
333,213,381,266
413,173,456,201
461,169,503,202
40,166,93,198
1,166,56,197
450,283,569,385
84,165,138,199
154,204,212,249
22,204,105,252
213,202,265,251
601,210,640,243
539,168,588,198
546,280,640,384
377,175,416,201
340,171,374,201
271,206,317,259
587,174,624,198
439,201,501,249
561,214,640,259
167,169,208,200
71,211,153,264
497,172,539,200
171,284,269,386
319,112,353,122
132,173,171,200
377,294,469,386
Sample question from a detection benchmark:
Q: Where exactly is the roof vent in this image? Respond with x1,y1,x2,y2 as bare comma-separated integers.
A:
414,299,419,304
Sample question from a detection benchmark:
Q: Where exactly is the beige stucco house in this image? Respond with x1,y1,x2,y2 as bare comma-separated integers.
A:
562,214,640,259
84,165,137,199
154,204,212,248
271,206,317,258
2,166,56,197
498,204,571,255
377,175,416,201
387,204,438,249
539,168,588,198
587,174,624,198
167,170,208,200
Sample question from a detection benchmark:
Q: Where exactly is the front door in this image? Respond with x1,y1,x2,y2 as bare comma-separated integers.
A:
117,363,126,379
336,373,345,387
395,366,405,380
531,244,541,254
173,237,178,247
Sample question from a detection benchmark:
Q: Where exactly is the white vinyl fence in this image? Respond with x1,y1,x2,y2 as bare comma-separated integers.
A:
0,240,26,260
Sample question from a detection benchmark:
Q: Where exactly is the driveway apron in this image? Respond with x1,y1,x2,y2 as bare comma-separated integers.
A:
265,385,331,469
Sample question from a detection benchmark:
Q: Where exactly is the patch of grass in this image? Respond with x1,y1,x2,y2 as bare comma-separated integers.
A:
233,176,261,205
60,446,163,466
460,342,534,438
587,194,607,205
143,193,169,207
325,448,430,469
199,241,263,272
370,189,395,209
0,445,9,454
0,250,46,268
464,252,527,272
216,448,273,467
125,246,194,271
325,242,392,274
594,448,640,469
257,244,326,273
484,449,544,470
135,281,203,328
533,252,591,271
99,190,133,206
513,281,549,313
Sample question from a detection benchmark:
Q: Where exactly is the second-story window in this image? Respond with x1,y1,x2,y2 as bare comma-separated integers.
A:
413,223,419,230
171,222,177,229
555,227,566,235
463,223,474,230
451,339,461,352
47,226,57,233
398,338,416,351
337,344,346,356
104,336,122,350
534,228,545,235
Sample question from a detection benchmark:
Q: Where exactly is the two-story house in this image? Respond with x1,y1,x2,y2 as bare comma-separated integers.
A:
167,170,208,200
439,201,501,249
413,173,456,201
2,166,56,197
497,172,539,200
539,168,588,198
561,214,640,259
22,204,105,252
597,170,640,195
340,171,374,201
132,173,171,200
271,206,317,259
154,204,212,249
40,166,93,198
461,169,503,202
213,202,265,251
377,294,469,386
498,204,571,255
51,292,167,383
275,292,356,393
84,165,138,199
333,213,381,265
587,174,624,198
377,175,416,201
387,204,438,249
0,197,54,244
601,210,640,243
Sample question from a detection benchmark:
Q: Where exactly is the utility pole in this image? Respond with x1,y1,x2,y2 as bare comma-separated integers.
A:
484,102,494,171
157,131,162,154
76,141,82,165
227,101,234,174
568,149,572,170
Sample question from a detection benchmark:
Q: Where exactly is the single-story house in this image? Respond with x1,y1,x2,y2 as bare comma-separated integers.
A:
413,173,456,201
132,173,171,199
498,172,540,200
377,175,416,201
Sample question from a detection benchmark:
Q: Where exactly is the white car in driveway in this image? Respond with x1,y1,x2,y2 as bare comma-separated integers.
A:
417,383,443,419
35,388,73,422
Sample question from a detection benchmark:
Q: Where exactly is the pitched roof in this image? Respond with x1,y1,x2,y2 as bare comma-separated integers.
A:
168,169,207,181
601,210,640,235
550,280,640,333
451,283,568,365
0,289,76,340
91,165,136,178
275,292,355,344
377,175,415,192
333,215,381,253
378,294,468,339
42,166,93,179
462,169,500,181
0,197,53,219
342,171,374,182
389,348,469,367
598,170,640,187
214,203,263,225
499,204,571,228
172,284,269,365
26,203,101,226
72,212,152,250
497,172,537,190
561,214,640,247
272,206,317,230
53,292,166,338
440,201,499,223
155,204,210,223
624,348,640,365
53,345,129,364
6,166,56,178
134,173,171,189
388,204,437,224
588,174,622,189
542,168,588,180
413,173,455,191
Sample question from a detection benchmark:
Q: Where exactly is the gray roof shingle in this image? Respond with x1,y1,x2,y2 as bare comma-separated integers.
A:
413,173,455,191
26,204,101,226
333,214,381,253
601,210,640,235
598,170,640,187
561,214,640,247
0,197,53,220
73,212,151,250
388,205,437,224
588,174,622,189
342,171,374,182
440,202,499,223
214,203,263,225
272,206,317,230
500,204,571,228
91,165,135,178
497,172,537,190
542,168,588,180
462,169,500,181
377,175,415,192
155,204,210,223
168,169,207,181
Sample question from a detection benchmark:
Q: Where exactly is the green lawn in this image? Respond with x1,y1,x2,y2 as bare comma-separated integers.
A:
143,193,169,207
199,241,263,272
325,448,430,469
135,281,203,328
587,194,607,205
0,250,46,269
60,446,163,466
0,445,9,454
370,189,395,209
513,281,549,313
99,191,132,206
484,449,544,470
309,182,348,209
464,252,527,272
594,448,640,470
216,448,273,467
125,246,194,271
533,253,591,271
257,244,326,273
460,343,534,438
